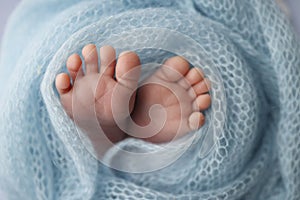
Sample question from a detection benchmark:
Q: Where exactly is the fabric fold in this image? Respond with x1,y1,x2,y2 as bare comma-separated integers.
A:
0,0,299,199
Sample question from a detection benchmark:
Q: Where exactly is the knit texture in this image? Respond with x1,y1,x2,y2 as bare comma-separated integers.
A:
0,0,299,199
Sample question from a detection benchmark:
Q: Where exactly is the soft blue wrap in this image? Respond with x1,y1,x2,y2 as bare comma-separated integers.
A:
0,0,300,199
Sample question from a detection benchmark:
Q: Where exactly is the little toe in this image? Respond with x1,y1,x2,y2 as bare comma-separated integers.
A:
66,54,83,81
55,73,72,95
188,112,205,130
116,51,141,90
157,56,190,82
193,94,211,111
82,44,99,74
99,45,116,77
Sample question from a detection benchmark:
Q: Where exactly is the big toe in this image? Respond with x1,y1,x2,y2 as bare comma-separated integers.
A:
115,51,141,90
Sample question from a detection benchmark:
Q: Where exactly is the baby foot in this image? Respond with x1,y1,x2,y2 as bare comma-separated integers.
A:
55,45,141,145
131,56,211,143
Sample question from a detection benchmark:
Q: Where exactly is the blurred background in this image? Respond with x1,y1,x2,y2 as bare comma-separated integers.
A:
0,0,300,46
0,0,20,44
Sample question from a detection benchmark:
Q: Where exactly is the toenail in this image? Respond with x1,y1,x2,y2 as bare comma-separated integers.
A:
119,51,132,57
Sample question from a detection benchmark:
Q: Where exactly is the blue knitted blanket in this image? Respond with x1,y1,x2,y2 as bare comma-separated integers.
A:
0,0,299,199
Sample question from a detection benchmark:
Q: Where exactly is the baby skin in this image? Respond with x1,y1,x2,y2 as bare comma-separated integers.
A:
55,44,211,148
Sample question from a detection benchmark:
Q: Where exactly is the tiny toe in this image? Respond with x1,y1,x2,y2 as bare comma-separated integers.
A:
188,112,205,130
116,51,141,90
193,94,211,111
100,45,116,77
67,54,83,81
190,78,211,96
56,73,71,95
178,67,204,89
158,56,190,82
82,44,99,74
185,67,204,85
